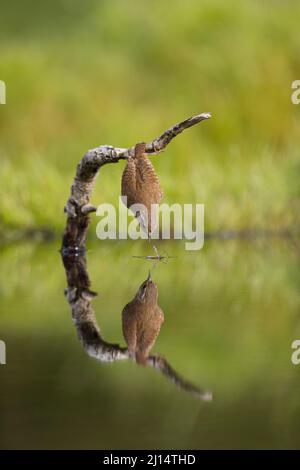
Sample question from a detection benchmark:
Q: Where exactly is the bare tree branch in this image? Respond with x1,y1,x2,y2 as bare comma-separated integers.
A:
146,112,211,154
62,112,211,252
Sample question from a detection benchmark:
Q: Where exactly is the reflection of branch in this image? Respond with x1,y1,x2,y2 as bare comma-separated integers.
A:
62,253,128,362
147,354,212,401
62,113,211,252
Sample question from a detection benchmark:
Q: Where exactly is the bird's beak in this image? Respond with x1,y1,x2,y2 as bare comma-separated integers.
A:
147,270,152,282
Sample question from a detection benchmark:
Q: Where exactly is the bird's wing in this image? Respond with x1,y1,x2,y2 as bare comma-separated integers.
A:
136,156,163,203
122,301,137,354
136,306,164,356
121,157,136,208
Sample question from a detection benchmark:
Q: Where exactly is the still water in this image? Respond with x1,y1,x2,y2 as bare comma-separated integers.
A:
0,238,299,449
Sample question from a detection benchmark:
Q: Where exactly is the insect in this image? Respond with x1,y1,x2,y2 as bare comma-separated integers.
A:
132,250,176,264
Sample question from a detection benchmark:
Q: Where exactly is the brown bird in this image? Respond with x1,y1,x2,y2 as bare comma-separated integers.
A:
122,272,164,365
121,142,163,240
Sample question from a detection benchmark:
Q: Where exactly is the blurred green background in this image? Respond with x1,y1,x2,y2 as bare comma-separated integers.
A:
0,0,299,237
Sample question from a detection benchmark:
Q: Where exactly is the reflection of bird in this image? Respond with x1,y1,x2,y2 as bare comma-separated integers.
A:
63,253,212,400
122,272,164,365
121,142,163,238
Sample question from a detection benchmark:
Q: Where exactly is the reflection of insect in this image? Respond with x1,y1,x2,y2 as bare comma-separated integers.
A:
133,250,176,265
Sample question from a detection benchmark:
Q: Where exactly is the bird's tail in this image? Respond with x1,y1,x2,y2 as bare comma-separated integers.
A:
136,350,148,366
134,142,147,158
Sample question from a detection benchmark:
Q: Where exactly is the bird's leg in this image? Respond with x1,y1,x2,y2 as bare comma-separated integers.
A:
152,244,160,259
147,232,161,259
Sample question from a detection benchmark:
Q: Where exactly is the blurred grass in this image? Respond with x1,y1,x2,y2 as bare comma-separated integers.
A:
0,0,299,236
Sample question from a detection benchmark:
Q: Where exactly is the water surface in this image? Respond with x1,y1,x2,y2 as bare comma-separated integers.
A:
0,239,299,449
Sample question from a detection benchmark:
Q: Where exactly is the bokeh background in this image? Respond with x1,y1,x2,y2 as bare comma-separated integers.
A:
0,0,300,236
0,0,300,450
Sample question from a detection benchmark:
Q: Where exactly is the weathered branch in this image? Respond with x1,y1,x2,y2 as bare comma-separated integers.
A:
62,112,211,252
62,253,128,362
146,112,211,154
